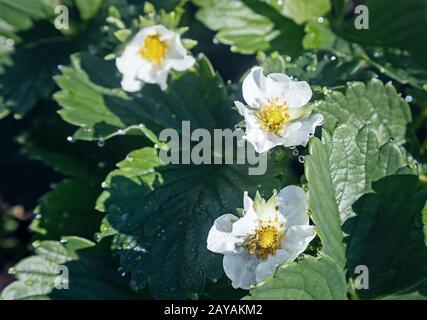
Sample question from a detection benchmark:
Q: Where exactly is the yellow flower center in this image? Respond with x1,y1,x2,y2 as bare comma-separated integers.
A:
256,98,290,134
139,34,168,64
243,218,285,260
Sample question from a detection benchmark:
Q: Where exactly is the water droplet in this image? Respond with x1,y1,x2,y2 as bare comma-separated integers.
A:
117,267,126,277
138,123,145,128
35,214,42,220
117,129,124,135
212,38,219,45
373,51,381,58
189,292,198,300
322,87,331,95
97,140,105,147
60,239,68,244
317,16,324,23
298,155,305,163
130,280,140,291
330,55,337,61
66,136,74,143
292,149,299,156
405,95,413,103
94,233,102,242
101,182,109,188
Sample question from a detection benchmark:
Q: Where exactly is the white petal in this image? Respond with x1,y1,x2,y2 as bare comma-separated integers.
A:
137,64,170,91
170,33,188,57
223,253,259,289
156,69,169,91
278,186,309,227
282,113,324,147
255,225,315,283
243,191,253,213
231,209,257,238
207,214,241,254
242,67,268,108
234,101,246,116
116,48,140,75
170,55,196,71
133,25,170,44
121,75,144,92
128,29,150,46
285,81,312,108
265,73,292,100
255,250,291,283
245,124,280,154
282,225,315,257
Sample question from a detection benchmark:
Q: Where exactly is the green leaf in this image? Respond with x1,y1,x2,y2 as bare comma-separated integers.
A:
18,112,145,179
333,125,404,222
303,20,336,50
18,112,146,241
30,179,102,240
1,237,144,300
266,0,331,25
305,123,406,268
97,147,281,299
317,79,412,145
346,175,427,299
363,47,427,90
192,0,304,56
0,28,75,117
0,0,59,38
193,0,279,54
423,203,427,247
245,255,347,300
304,137,346,269
281,51,373,87
54,53,235,142
308,0,427,90
75,0,103,21
382,279,427,300
332,0,427,63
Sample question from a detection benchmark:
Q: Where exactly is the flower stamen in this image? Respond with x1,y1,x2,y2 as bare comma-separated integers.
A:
139,34,168,64
256,98,290,134
243,219,285,260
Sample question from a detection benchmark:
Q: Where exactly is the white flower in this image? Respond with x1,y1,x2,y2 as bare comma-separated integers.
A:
116,24,196,92
207,186,315,290
235,67,324,153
